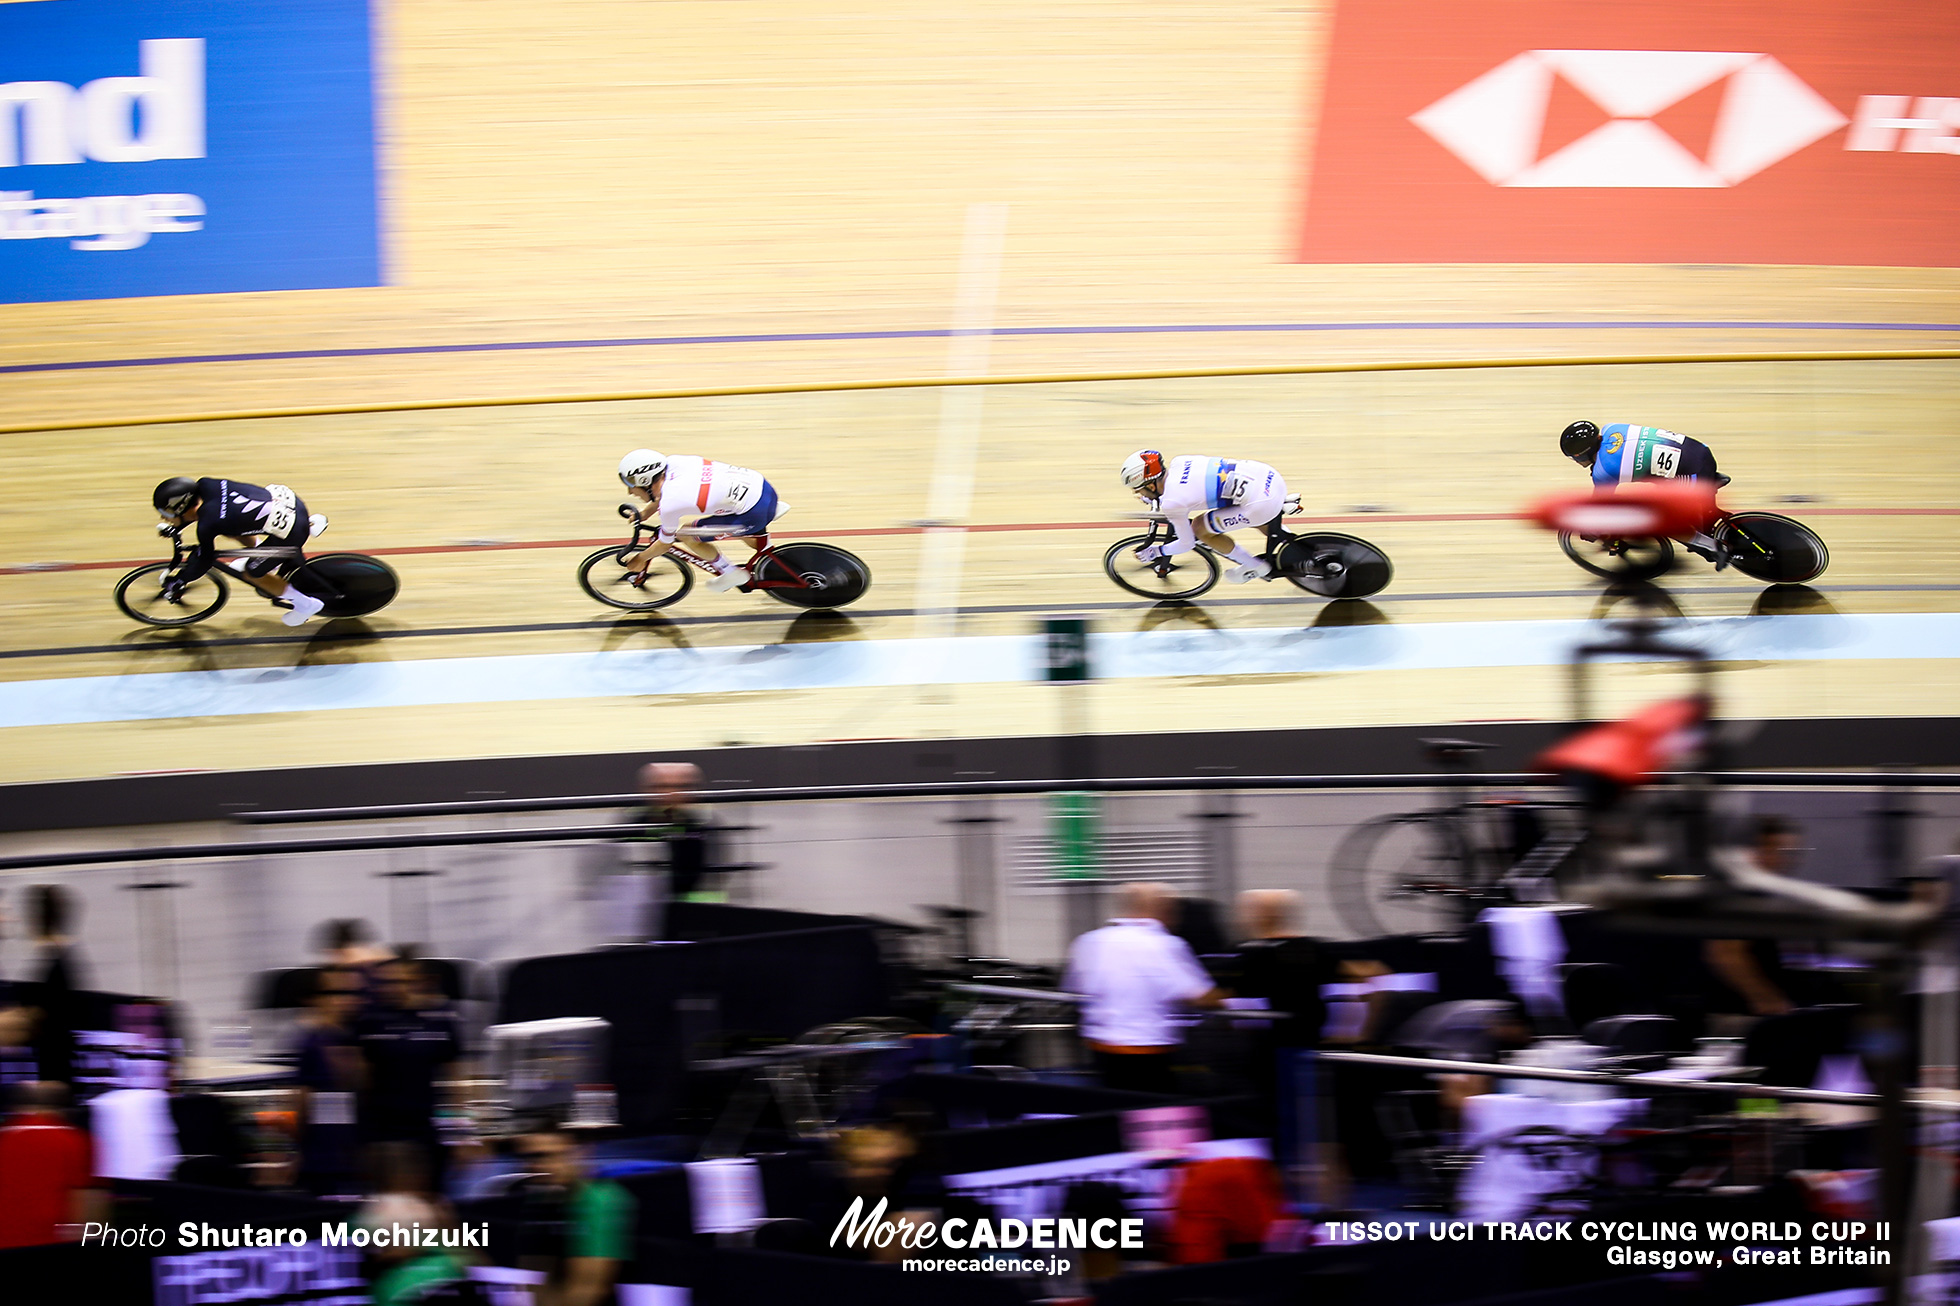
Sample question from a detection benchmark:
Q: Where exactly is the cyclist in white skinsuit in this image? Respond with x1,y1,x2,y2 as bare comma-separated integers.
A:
1119,450,1290,582
617,449,786,591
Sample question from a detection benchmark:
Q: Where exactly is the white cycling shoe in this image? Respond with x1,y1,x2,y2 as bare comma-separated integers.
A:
281,589,325,626
1226,559,1274,583
706,565,751,593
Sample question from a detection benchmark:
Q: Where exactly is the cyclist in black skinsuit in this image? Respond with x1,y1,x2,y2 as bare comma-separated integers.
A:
152,476,327,625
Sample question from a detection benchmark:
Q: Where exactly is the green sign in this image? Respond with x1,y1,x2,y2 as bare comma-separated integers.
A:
1050,790,1101,881
1042,616,1092,682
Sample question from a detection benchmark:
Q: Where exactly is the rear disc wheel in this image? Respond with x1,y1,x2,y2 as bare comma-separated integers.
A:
290,553,400,619
1716,513,1829,584
1275,532,1394,599
757,542,871,609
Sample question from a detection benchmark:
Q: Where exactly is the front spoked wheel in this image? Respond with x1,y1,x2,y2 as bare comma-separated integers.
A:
1329,811,1477,937
1717,512,1829,584
1275,532,1394,599
577,547,694,610
756,542,872,609
1558,531,1675,581
1103,534,1220,600
114,563,229,627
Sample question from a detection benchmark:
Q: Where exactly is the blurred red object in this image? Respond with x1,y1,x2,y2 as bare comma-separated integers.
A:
1536,696,1709,789
1525,481,1720,539
1166,1155,1286,1264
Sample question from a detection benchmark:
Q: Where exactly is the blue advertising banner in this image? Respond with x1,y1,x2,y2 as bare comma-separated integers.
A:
0,0,381,304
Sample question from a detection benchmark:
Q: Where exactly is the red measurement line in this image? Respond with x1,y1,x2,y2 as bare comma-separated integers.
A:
5,508,1951,576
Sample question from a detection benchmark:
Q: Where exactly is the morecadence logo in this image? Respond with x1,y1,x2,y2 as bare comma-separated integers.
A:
830,1197,1143,1255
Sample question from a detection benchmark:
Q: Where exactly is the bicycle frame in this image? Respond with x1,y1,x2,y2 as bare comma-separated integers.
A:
621,520,815,593
159,525,304,587
1129,513,1300,571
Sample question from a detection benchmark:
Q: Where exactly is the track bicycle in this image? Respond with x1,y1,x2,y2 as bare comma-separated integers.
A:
1558,502,1828,585
113,525,400,628
577,507,872,611
1103,506,1393,602
1328,739,1586,938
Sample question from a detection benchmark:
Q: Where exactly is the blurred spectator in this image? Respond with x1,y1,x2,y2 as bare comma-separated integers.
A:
1230,890,1333,1050
361,1145,481,1302
26,885,84,1086
1704,815,1805,1017
515,1125,634,1306
295,966,364,1196
94,999,249,1188
365,1190,474,1305
827,1121,947,1262
1060,1181,1133,1281
0,1004,38,1087
315,919,395,1006
1170,895,1231,960
1165,1154,1286,1264
0,1081,101,1247
88,1033,181,1181
1227,890,1337,1129
625,762,721,936
1063,882,1222,1095
357,954,464,1195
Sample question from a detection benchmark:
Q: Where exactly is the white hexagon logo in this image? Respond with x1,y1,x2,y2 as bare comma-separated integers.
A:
1411,50,1848,187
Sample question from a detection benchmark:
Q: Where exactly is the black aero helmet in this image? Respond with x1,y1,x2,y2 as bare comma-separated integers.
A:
153,476,198,514
1559,421,1602,462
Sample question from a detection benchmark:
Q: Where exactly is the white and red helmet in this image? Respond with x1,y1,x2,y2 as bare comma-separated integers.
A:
618,449,669,488
1120,449,1166,493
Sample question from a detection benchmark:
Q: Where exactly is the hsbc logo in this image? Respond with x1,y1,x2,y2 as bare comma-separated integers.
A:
1411,50,1848,187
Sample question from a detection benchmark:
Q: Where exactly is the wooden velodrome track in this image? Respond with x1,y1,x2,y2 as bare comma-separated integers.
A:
1,0,1957,786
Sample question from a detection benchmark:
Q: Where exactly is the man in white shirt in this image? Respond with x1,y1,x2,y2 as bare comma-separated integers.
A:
1063,882,1223,1094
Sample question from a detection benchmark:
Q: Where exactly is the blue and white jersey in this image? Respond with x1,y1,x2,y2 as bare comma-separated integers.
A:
1152,455,1284,554
1592,424,1717,485
1158,456,1278,516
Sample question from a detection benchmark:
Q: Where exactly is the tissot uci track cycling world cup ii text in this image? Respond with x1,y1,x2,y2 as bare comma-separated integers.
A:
0,0,381,304
1297,0,1960,265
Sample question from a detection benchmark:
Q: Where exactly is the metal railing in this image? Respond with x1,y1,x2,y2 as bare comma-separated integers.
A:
942,983,1953,1111
3,769,1953,873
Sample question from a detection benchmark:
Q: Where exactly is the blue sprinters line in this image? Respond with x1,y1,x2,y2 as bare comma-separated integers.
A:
3,319,1958,375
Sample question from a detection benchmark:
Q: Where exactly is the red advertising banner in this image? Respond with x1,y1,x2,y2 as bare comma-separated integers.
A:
1296,0,1960,264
